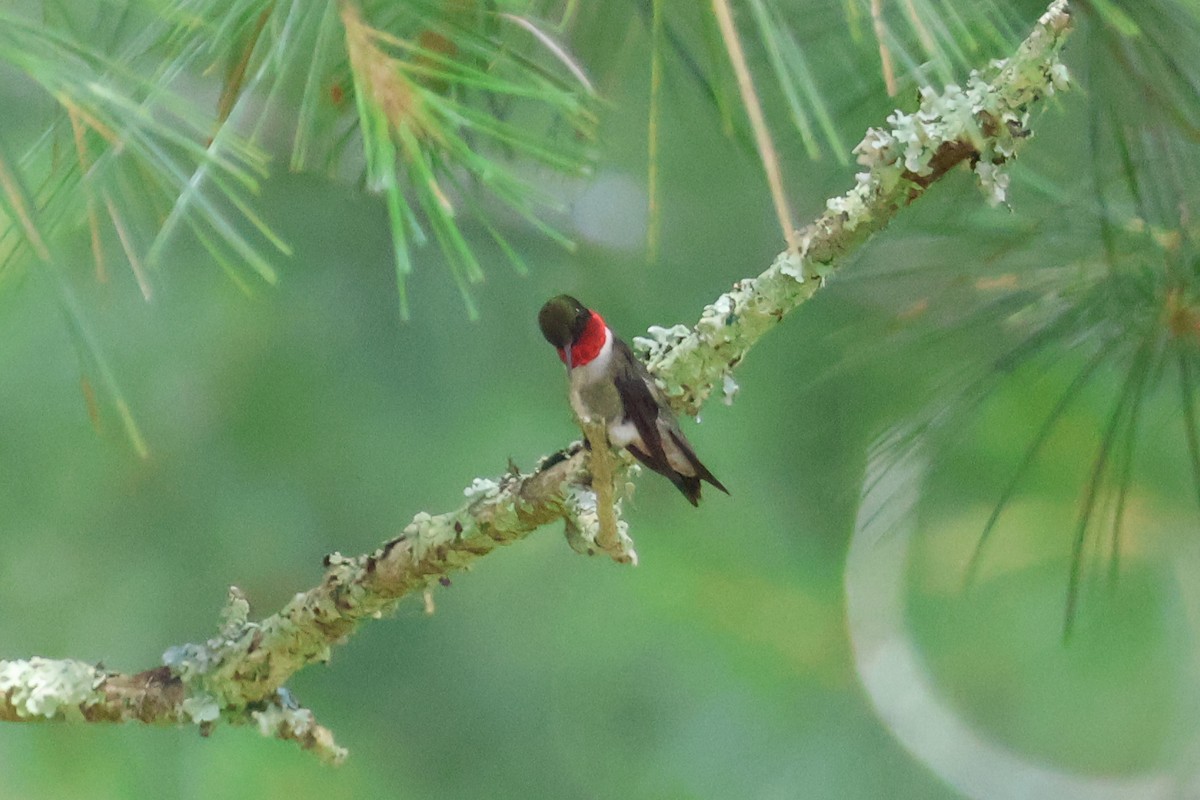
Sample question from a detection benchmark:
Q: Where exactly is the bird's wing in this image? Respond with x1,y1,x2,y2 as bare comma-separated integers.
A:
610,337,671,466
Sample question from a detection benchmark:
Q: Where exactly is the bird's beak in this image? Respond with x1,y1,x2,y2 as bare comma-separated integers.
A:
564,347,574,370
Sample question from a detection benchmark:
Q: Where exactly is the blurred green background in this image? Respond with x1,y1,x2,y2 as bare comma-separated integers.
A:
2,1,1198,798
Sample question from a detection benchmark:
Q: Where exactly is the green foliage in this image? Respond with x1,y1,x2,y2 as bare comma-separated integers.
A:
2,0,1200,796
0,0,602,453
1,0,598,313
0,5,281,287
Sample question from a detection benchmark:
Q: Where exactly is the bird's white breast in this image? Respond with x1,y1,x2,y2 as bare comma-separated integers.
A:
607,419,640,447
570,327,613,387
568,329,647,449
568,327,615,425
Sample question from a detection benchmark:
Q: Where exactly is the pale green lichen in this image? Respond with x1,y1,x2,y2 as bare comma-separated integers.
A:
252,696,347,765
635,321,721,407
463,477,501,501
721,374,740,406
1049,62,1070,90
401,511,458,561
825,174,876,228
219,586,252,638
181,692,221,724
643,268,806,413
860,0,1068,205
632,324,692,362
484,497,522,537
0,658,105,719
561,484,637,565
161,642,216,681
974,161,1010,206
636,2,1071,420
164,593,268,698
848,28,1071,209
777,251,806,282
252,701,301,735
163,591,277,718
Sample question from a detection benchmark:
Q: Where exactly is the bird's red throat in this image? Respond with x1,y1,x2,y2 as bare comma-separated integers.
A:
559,311,607,368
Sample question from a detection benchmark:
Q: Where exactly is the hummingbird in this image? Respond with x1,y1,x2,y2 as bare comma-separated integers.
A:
538,294,729,506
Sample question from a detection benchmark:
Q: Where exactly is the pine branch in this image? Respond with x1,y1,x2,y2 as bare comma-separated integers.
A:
0,0,1073,764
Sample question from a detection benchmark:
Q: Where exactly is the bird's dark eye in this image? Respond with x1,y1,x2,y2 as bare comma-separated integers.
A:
569,308,590,339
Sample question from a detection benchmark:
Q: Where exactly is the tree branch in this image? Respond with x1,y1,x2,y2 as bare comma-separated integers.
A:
640,0,1071,415
0,0,1072,763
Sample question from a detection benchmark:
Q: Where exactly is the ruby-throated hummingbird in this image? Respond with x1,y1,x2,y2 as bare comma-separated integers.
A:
538,295,729,506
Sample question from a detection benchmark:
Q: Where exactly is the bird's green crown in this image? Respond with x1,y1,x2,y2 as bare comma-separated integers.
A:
538,294,590,348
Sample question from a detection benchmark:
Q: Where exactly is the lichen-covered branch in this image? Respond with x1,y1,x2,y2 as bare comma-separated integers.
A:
0,656,344,764
0,0,1072,763
639,0,1071,416
580,418,638,564
0,448,589,765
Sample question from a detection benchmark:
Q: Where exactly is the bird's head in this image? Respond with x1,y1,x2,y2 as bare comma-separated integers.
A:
538,295,605,369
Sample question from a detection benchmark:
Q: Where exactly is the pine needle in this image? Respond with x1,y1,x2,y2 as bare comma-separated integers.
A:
711,0,799,253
